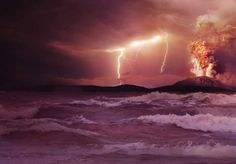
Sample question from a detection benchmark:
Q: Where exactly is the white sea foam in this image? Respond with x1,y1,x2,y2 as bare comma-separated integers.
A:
209,94,236,105
138,113,236,132
127,92,236,106
69,99,122,107
98,142,236,158
27,121,99,136
65,115,97,125
69,92,236,108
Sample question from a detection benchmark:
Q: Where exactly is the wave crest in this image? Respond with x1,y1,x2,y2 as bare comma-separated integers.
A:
138,113,236,132
100,142,236,158
68,92,236,108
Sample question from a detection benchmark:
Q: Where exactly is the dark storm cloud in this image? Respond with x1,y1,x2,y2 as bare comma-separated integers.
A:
0,0,120,87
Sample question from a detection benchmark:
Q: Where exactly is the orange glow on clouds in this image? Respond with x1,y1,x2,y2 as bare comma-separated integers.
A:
106,34,166,84
129,35,161,48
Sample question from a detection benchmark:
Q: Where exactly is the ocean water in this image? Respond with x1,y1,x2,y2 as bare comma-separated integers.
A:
1,91,236,164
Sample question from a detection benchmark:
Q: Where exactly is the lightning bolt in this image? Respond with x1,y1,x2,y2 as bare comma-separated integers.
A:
160,33,169,73
116,49,125,81
106,48,126,84
130,35,161,48
107,34,168,85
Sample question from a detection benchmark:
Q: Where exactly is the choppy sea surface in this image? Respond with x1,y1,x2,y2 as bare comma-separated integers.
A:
1,91,236,164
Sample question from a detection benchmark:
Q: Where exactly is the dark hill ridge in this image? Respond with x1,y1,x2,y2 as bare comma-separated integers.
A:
153,76,235,93
1,76,235,93
77,76,234,93
15,84,150,92
174,76,224,88
79,84,149,92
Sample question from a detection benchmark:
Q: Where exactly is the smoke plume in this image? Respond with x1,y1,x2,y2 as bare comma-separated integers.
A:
190,13,236,78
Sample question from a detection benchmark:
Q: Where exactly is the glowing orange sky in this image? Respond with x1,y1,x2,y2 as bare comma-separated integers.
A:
1,0,236,87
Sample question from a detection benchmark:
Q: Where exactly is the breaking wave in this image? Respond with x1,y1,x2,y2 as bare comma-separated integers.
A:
98,142,236,158
138,113,236,132
64,115,97,125
69,99,122,107
68,92,236,108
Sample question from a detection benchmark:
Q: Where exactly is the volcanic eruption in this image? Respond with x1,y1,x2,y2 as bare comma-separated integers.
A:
190,14,236,78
